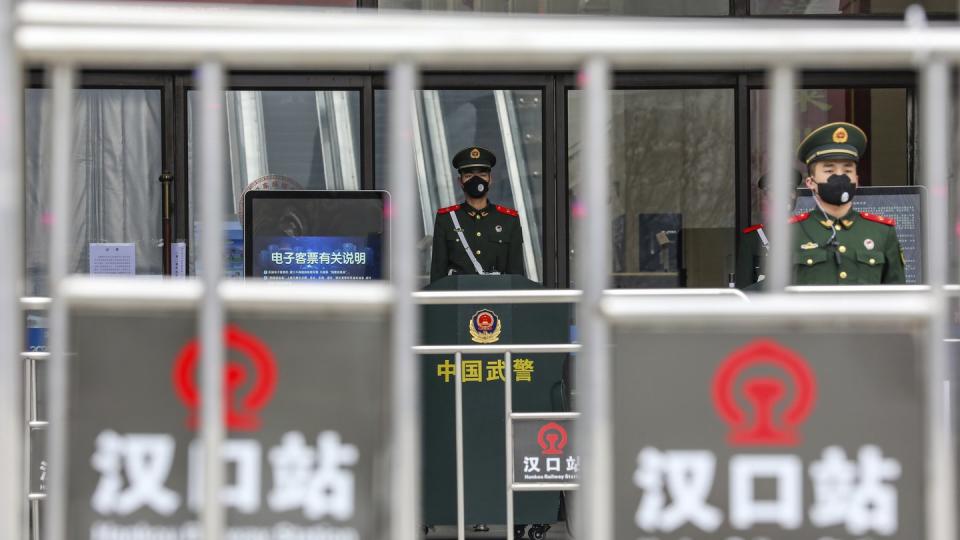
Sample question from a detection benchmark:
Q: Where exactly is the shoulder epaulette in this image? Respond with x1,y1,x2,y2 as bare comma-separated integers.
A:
742,224,763,234
859,211,896,227
495,205,519,217
788,212,810,224
437,204,461,215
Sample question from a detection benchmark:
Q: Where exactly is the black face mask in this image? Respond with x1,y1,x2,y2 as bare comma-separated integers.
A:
461,176,490,198
815,174,856,206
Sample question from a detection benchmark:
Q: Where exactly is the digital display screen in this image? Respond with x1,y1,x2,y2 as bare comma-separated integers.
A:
796,186,924,284
244,191,387,281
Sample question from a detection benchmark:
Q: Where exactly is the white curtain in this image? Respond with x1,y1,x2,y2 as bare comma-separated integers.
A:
25,89,163,294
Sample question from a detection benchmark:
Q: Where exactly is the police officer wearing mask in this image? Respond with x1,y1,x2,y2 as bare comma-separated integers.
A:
429,146,526,283
791,122,905,285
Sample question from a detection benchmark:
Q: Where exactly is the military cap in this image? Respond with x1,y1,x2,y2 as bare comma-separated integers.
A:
796,122,868,165
757,169,803,190
452,146,497,171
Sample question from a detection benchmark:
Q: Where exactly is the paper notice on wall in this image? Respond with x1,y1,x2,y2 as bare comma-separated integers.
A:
171,242,187,277
89,243,136,276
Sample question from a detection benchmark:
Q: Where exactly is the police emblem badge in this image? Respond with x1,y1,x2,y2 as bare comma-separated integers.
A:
469,309,502,344
832,127,848,144
470,148,481,159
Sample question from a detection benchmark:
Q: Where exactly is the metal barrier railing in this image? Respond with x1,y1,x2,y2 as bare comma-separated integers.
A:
20,298,48,540
0,4,956,540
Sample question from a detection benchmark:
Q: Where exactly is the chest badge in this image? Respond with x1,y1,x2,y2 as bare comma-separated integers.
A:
800,242,818,250
495,225,503,233
864,238,875,250
469,309,502,344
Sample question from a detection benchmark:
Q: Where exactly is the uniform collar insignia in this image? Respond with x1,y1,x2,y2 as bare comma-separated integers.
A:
841,219,854,229
481,211,488,217
818,219,834,229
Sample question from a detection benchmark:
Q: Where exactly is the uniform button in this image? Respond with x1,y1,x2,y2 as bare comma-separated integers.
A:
840,271,848,279
806,259,814,266
869,258,876,265
838,245,847,254
476,232,481,237
835,225,842,231
475,250,481,255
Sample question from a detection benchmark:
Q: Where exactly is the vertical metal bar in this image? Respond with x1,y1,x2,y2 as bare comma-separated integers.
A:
31,498,40,540
0,0,21,536
44,63,74,540
24,354,36,532
197,61,226,540
574,57,612,540
24,355,32,489
454,351,465,540
764,65,796,293
387,60,421,540
920,57,957,540
504,351,514,540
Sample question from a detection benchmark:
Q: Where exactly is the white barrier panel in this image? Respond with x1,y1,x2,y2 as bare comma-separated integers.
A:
605,294,932,540
58,278,391,540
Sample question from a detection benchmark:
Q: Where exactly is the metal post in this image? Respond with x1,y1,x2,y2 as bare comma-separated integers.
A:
197,60,226,540
504,351,514,540
159,172,174,276
574,57,612,540
0,0,22,536
44,63,74,540
764,65,796,293
920,57,957,540
454,351,465,540
387,60,421,540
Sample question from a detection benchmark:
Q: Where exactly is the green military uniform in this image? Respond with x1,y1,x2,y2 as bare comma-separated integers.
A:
429,146,526,283
430,202,525,282
737,224,769,288
792,210,904,284
736,171,803,288
791,121,905,285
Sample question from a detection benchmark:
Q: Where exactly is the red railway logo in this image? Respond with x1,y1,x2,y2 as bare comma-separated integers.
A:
711,339,816,447
172,325,278,431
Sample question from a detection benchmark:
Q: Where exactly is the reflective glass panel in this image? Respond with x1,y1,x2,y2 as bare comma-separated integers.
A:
380,0,728,16
187,90,361,276
751,0,954,15
375,89,544,285
24,88,163,295
568,88,736,288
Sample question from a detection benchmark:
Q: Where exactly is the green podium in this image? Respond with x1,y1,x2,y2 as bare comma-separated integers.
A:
421,275,570,527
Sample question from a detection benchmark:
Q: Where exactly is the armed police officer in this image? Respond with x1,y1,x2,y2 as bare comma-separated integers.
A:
791,122,905,285
429,146,525,283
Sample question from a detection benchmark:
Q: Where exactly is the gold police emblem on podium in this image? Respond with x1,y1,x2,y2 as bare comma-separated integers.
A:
469,309,502,344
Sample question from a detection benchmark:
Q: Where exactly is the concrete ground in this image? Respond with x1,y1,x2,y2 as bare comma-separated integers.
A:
423,523,573,539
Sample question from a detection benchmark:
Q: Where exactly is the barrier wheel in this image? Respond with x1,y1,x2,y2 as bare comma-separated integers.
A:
527,524,550,540
514,524,527,538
